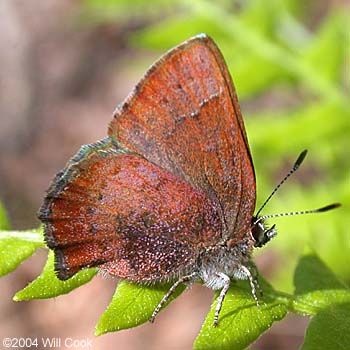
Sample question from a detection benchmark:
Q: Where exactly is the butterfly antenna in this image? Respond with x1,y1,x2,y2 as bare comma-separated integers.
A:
257,203,341,223
255,150,308,217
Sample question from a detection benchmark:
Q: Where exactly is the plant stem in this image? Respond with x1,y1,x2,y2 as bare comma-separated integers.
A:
0,230,44,245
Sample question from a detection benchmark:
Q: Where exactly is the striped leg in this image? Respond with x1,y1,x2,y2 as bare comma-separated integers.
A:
248,261,263,297
150,272,197,323
239,265,260,307
213,273,231,327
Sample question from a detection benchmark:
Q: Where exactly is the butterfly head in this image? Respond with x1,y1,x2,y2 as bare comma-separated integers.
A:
251,217,277,248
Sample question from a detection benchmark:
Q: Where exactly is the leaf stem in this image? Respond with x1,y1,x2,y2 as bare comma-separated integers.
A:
263,288,330,317
0,230,44,245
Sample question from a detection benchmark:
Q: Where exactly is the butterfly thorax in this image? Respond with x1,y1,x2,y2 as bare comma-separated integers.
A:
196,238,253,290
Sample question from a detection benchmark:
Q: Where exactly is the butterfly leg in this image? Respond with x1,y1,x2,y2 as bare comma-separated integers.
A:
213,272,231,327
246,261,263,297
237,265,260,307
150,272,197,323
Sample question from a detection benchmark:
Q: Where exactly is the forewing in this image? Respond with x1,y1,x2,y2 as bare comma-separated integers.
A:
108,34,256,241
39,140,222,281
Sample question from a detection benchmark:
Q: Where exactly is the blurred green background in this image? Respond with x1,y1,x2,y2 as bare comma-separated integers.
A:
0,1,348,349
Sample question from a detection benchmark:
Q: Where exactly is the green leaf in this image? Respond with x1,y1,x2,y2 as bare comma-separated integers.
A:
294,254,347,294
0,202,10,230
292,289,350,317
0,229,45,277
301,303,350,350
291,254,350,316
95,280,186,335
194,279,288,350
13,250,97,300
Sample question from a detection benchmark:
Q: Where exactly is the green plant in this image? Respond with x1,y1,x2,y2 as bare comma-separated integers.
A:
1,221,349,349
1,0,348,349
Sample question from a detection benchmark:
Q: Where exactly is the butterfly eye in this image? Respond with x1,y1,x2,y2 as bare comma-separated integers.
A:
251,220,264,247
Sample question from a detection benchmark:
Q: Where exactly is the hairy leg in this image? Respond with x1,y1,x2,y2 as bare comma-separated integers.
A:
237,265,260,307
213,272,231,327
150,272,197,323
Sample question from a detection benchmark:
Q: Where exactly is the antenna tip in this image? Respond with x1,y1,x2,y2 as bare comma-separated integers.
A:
316,203,341,212
294,150,308,169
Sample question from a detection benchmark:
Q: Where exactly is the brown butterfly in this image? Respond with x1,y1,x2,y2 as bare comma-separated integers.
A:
39,34,339,326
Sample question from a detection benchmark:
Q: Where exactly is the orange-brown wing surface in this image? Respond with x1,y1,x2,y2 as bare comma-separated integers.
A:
39,139,222,281
108,34,256,243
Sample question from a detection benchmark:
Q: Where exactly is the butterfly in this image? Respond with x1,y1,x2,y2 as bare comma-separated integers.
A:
38,33,339,327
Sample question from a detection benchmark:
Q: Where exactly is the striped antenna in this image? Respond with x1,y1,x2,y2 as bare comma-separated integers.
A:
255,150,308,217
255,203,341,224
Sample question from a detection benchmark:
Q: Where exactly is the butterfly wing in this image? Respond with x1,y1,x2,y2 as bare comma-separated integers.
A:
109,34,256,243
39,139,222,280
40,34,256,281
